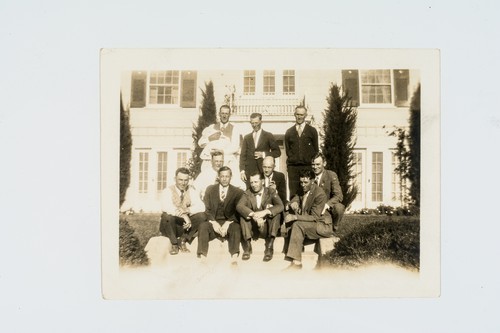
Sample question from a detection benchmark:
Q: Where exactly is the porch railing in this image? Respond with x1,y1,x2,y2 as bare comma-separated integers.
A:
233,97,301,116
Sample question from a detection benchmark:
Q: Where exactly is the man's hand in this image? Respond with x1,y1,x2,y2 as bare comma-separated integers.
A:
254,151,264,159
210,220,222,235
284,214,297,223
182,215,192,230
240,170,247,182
289,201,300,213
255,217,265,228
268,181,277,191
219,221,233,237
253,209,270,220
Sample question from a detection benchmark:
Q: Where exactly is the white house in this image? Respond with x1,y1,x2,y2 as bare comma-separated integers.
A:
120,68,420,212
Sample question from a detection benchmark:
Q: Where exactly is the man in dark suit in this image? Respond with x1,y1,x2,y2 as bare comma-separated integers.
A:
239,113,281,188
311,152,345,231
262,156,287,206
282,169,333,269
197,166,244,264
284,106,319,199
236,172,284,261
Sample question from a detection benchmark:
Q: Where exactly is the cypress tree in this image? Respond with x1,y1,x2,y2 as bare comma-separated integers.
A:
191,81,217,178
321,84,358,208
408,84,421,208
120,93,132,208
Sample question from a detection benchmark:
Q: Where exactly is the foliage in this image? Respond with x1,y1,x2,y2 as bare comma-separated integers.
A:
119,217,149,266
321,84,358,209
327,220,420,270
387,126,410,205
191,81,217,178
408,84,421,208
350,205,418,216
120,93,132,208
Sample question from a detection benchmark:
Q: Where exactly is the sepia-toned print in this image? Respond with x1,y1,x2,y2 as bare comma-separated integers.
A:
101,49,440,299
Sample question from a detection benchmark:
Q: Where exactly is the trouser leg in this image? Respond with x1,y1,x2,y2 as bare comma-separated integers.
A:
227,222,241,256
185,212,206,243
197,221,215,256
330,203,345,230
159,213,180,246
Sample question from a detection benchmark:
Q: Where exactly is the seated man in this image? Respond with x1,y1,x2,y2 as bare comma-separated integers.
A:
159,167,207,255
311,152,345,231
262,156,287,206
197,166,244,264
236,172,284,261
282,169,333,269
193,150,224,200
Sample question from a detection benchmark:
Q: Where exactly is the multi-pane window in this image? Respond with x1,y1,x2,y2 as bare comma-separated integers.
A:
263,70,275,95
138,152,149,193
361,70,392,104
353,152,363,202
149,71,179,104
371,152,383,202
283,70,295,95
243,70,255,95
157,152,168,192
391,152,402,202
176,151,189,169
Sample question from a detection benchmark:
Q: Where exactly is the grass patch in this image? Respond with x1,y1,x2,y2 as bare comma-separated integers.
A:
328,217,420,270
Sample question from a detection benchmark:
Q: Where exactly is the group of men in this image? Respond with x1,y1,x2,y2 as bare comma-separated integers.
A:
159,105,345,269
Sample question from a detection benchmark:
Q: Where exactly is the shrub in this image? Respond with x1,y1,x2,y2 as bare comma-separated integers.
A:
327,219,420,270
119,217,149,266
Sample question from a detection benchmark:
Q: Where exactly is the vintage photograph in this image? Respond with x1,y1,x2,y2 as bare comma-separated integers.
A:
101,49,440,299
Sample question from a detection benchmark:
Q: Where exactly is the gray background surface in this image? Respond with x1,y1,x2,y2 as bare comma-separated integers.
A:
1,0,499,332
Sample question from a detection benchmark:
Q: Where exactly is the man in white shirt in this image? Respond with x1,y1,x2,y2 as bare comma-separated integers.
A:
193,151,224,200
198,105,243,174
159,167,207,255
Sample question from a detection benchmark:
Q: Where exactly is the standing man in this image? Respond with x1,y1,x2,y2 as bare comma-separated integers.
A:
159,167,207,255
197,166,244,264
239,113,281,187
284,106,319,199
198,105,242,173
283,169,333,269
236,172,284,262
262,156,288,206
311,152,345,231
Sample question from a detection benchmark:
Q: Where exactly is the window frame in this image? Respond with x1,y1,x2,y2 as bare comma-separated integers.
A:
148,70,181,106
360,69,394,106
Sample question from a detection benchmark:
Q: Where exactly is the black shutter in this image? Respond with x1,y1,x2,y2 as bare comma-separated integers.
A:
180,70,197,108
394,69,409,107
342,70,359,107
130,71,147,108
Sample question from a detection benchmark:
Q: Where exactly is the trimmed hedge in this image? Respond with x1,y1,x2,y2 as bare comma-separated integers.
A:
119,217,149,266
327,219,419,270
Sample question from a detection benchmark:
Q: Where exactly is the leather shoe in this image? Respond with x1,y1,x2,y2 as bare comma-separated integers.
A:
169,244,179,255
242,241,252,260
179,240,190,253
263,247,274,262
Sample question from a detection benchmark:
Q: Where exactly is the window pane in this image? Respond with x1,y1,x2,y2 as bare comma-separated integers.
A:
148,71,180,105
157,152,168,191
371,152,383,202
361,70,392,104
139,152,149,193
283,69,295,94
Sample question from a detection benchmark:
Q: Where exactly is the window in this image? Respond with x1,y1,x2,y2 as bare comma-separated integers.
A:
283,70,295,95
361,70,392,104
138,152,149,193
149,71,179,104
243,70,255,95
391,152,402,202
157,152,168,191
263,70,275,95
371,152,383,202
353,152,363,202
176,151,189,169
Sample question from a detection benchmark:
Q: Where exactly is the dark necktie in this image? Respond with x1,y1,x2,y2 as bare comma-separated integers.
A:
180,190,185,202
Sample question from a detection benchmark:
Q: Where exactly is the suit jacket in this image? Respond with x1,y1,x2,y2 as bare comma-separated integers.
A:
284,123,319,166
317,170,343,207
236,187,284,220
204,184,243,224
265,171,287,205
239,129,281,176
290,184,330,224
